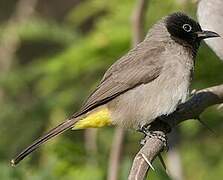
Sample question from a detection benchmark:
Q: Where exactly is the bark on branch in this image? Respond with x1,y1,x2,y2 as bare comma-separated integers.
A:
128,83,223,180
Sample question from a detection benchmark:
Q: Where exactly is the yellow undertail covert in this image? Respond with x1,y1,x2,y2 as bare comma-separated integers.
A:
72,107,112,130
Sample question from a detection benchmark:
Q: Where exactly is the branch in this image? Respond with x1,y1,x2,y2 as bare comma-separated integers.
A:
128,83,223,180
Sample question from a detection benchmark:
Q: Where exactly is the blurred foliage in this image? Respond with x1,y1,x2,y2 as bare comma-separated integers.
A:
0,0,222,179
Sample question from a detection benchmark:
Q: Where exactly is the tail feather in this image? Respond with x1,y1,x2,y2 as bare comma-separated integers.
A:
11,118,78,166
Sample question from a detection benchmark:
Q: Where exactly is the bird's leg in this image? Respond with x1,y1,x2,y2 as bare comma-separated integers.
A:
138,120,168,174
137,124,150,136
137,124,149,145
137,122,168,149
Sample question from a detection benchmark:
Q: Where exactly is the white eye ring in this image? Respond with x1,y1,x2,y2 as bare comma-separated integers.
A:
182,24,192,32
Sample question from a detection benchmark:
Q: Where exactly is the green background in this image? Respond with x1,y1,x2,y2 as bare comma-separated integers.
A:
0,0,222,179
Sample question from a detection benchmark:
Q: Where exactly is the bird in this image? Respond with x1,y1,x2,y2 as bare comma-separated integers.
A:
11,12,219,166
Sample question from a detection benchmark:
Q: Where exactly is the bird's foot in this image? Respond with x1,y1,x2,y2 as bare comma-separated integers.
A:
138,126,168,150
137,122,170,173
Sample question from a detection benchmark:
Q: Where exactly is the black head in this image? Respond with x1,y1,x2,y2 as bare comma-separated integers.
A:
165,12,219,48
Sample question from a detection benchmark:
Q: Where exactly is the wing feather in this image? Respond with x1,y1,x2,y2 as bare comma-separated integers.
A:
71,42,165,118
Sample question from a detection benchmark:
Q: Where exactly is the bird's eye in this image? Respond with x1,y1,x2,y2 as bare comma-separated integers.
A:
182,24,192,32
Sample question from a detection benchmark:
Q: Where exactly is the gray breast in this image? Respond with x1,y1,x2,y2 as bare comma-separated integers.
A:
108,43,194,129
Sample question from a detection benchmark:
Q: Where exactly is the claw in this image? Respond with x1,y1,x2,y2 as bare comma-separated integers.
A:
137,124,150,135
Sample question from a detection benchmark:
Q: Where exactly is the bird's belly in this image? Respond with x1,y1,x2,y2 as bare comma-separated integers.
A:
108,73,190,129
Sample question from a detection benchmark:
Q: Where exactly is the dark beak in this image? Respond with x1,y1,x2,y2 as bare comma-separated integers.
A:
196,30,220,40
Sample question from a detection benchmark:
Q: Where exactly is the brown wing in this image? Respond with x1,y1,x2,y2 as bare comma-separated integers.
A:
72,42,165,118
